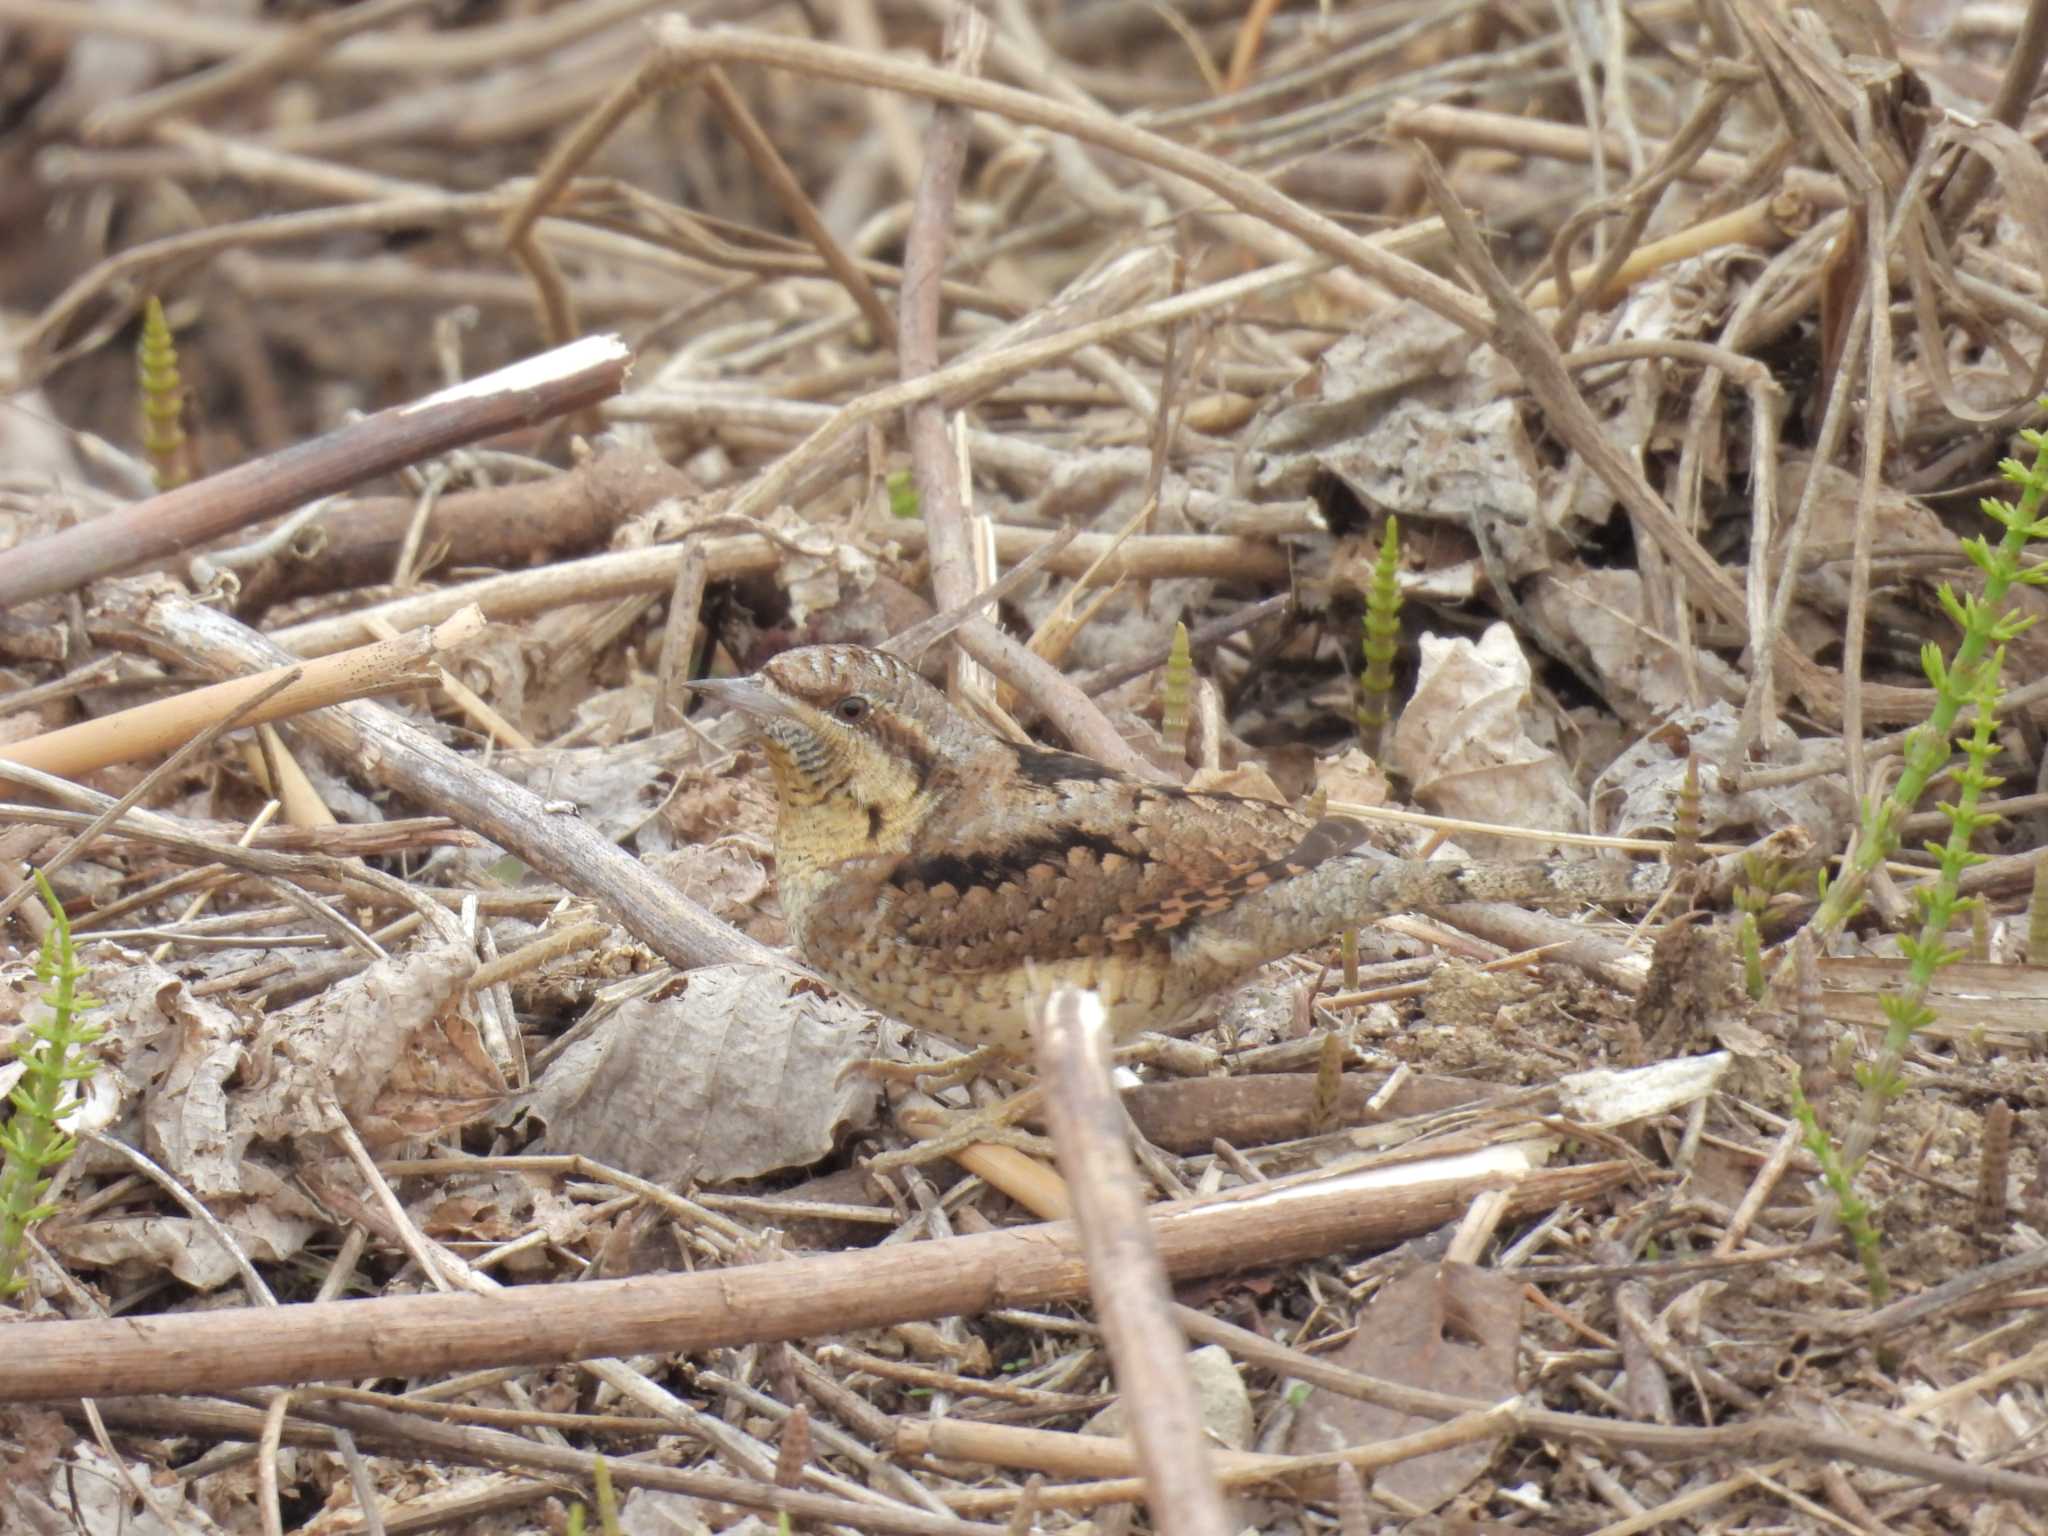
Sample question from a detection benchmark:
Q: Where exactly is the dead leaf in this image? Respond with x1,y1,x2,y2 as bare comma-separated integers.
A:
1185,762,1288,803
1233,309,1486,506
522,964,878,1183
360,1005,507,1147
1523,569,1745,717
1288,1262,1521,1512
234,940,482,1148
11,1436,202,1536
144,978,245,1196
616,1487,716,1535
1393,624,1586,853
1,947,214,1170
643,841,772,923
46,1202,315,1291
491,729,700,845
1590,700,1855,846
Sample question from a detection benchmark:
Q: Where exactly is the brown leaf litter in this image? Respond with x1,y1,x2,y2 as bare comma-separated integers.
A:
3,0,2048,1530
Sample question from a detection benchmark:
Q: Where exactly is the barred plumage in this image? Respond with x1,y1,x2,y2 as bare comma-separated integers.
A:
692,645,1667,1055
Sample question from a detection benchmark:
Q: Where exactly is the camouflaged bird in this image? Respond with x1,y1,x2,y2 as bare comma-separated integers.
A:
691,645,1667,1056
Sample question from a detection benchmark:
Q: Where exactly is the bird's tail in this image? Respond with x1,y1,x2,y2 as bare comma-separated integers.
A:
1182,854,1668,974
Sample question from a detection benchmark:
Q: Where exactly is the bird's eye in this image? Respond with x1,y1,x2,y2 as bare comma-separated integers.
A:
830,695,870,724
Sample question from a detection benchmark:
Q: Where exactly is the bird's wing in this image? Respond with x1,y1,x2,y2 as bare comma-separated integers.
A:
877,761,1364,967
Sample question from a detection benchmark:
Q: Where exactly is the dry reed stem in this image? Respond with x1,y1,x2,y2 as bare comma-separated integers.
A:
0,1156,1636,1402
1388,101,1850,206
1039,987,1231,1535
266,523,1290,657
0,335,630,603
0,610,480,778
902,1405,1522,1513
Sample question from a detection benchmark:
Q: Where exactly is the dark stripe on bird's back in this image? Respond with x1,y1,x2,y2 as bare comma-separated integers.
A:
1279,816,1371,872
1011,746,1128,786
1101,817,1368,941
890,826,1149,898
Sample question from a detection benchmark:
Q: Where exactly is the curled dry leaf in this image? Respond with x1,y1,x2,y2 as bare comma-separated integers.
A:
10,1433,203,1536
657,757,781,852
1393,624,1587,854
26,939,487,1208
51,1200,316,1292
144,965,245,1197
760,507,879,627
1590,700,1855,845
614,1488,716,1534
236,939,487,1148
1314,746,1393,816
1184,761,1289,804
1234,309,1487,508
442,619,529,730
1329,534,1480,609
521,963,878,1184
48,943,493,1290
1,946,216,1175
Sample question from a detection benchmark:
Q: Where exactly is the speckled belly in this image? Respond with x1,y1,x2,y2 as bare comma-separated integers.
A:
788,885,1208,1057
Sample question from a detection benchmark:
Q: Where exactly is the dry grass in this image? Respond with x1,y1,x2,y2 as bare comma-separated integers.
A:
3,0,2048,1529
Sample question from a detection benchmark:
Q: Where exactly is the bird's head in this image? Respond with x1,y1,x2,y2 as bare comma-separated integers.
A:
689,645,988,836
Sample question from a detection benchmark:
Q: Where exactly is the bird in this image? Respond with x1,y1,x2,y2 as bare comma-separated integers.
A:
689,644,1667,1059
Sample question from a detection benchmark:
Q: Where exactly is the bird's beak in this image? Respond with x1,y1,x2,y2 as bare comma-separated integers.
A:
686,673,793,721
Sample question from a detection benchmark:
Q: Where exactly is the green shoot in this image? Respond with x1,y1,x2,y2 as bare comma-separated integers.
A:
1781,415,2048,1302
1670,752,1702,872
1161,620,1193,753
1738,912,1765,1002
1800,427,2048,952
1733,855,1785,1002
1357,517,1402,756
592,1455,619,1536
1830,658,2007,1266
1,874,105,1298
1790,1088,1887,1296
138,296,190,492
886,469,920,520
